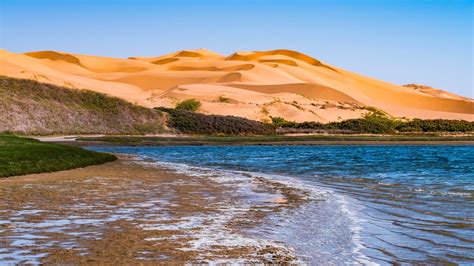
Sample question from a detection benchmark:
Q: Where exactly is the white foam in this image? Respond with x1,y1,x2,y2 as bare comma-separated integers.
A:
131,158,305,262
131,156,373,264
334,193,377,265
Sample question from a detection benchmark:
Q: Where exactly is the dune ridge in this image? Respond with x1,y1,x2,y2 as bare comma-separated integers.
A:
25,51,84,67
1,48,472,122
227,49,339,72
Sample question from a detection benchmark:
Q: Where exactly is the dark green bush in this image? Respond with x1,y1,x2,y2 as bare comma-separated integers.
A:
175,99,201,112
396,119,474,132
157,107,275,135
271,117,291,127
271,113,473,134
327,118,396,133
271,115,396,133
332,112,398,133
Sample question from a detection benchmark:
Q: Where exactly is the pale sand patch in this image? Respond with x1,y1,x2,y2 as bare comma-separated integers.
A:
273,197,288,204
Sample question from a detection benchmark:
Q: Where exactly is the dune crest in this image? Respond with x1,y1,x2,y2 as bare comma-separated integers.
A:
24,51,84,66
403,84,470,101
227,49,339,72
1,48,472,122
151,58,179,65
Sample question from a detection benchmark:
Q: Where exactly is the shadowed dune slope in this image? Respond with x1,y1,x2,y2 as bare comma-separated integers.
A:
0,48,472,122
25,51,84,67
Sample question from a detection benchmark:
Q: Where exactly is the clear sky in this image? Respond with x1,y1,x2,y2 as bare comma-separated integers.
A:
1,0,472,97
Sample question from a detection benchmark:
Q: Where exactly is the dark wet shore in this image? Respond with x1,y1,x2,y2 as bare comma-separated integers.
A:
0,157,310,264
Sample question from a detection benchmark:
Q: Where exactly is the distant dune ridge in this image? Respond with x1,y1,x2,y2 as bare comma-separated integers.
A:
1,48,472,122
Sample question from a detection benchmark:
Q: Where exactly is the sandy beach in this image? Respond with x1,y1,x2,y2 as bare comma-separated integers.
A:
0,156,311,264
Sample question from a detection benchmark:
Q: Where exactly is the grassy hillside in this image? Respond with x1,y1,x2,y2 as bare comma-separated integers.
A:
0,134,116,177
0,76,166,135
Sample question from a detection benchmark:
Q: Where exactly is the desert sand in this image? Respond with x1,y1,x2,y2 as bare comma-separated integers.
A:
1,48,472,122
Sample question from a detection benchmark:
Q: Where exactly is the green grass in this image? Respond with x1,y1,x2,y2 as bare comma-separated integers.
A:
0,134,117,178
77,134,474,145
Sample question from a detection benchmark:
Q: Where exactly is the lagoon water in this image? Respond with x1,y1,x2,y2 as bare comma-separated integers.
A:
90,145,474,264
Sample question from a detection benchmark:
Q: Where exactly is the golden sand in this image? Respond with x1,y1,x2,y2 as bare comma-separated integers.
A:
1,48,472,122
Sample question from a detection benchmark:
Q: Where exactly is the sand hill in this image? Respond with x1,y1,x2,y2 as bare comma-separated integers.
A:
1,48,472,122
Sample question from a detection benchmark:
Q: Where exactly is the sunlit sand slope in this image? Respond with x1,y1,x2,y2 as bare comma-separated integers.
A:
1,48,472,122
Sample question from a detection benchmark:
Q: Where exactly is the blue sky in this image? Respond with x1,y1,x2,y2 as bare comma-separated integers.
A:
1,0,472,97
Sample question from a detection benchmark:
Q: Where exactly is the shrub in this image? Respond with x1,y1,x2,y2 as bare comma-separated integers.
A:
157,107,275,135
218,96,231,103
363,106,389,118
328,118,396,133
176,99,201,112
271,111,473,134
396,119,474,132
271,117,323,129
294,121,325,129
271,117,288,127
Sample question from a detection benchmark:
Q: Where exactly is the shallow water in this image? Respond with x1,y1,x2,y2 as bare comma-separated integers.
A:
90,145,474,265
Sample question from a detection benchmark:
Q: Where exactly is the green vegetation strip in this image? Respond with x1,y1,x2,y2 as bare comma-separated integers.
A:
77,135,474,144
271,111,474,134
0,135,116,178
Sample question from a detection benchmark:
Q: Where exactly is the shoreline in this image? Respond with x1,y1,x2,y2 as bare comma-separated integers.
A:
0,156,311,264
34,134,474,147
68,140,474,147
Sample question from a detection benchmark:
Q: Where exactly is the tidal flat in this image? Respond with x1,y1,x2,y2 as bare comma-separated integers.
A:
0,156,313,264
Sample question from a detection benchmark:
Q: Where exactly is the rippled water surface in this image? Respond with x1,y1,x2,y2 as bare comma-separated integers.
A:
90,145,474,264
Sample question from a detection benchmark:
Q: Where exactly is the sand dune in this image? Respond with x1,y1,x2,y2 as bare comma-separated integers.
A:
1,48,472,122
227,49,339,72
0,49,152,106
25,51,84,67
259,59,298,66
169,64,255,72
150,58,179,65
403,84,470,101
229,83,360,104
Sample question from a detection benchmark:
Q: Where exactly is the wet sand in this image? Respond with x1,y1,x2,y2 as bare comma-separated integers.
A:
0,157,309,264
